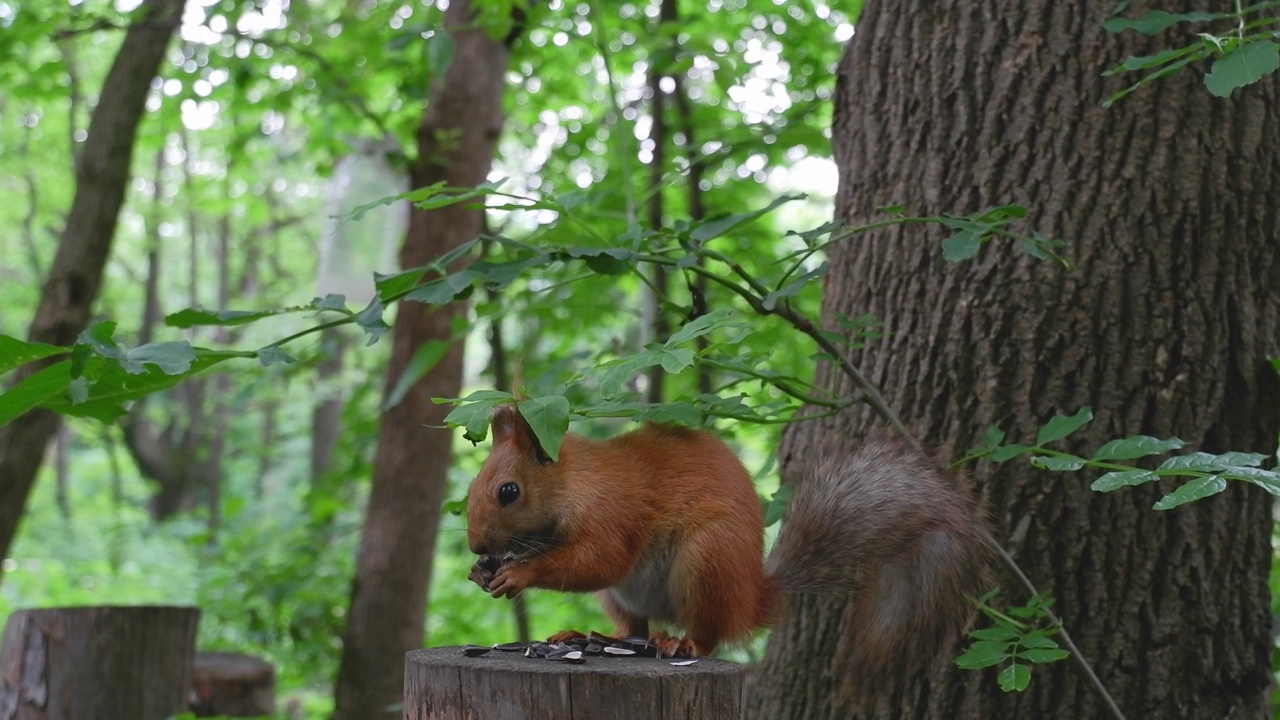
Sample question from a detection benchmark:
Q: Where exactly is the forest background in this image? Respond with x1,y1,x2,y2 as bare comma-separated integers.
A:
2,0,1279,718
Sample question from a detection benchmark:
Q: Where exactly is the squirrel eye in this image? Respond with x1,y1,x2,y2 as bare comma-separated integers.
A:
498,482,520,506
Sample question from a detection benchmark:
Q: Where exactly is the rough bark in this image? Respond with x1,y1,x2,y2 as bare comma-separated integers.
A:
331,3,517,717
750,3,1280,720
189,652,275,718
0,605,200,720
404,647,744,719
0,0,185,578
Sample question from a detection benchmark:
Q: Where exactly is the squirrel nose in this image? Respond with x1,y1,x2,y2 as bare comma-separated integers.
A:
470,540,489,556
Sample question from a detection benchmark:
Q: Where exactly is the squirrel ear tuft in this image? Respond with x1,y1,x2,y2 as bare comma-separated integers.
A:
491,404,554,465
491,405,519,442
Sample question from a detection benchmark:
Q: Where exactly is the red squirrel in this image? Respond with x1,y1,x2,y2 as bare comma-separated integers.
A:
465,404,992,685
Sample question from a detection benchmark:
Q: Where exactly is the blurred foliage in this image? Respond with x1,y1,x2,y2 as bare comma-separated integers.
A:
0,0,854,713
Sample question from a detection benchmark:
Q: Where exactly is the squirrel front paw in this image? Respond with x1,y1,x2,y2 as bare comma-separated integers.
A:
468,554,505,591
489,560,534,599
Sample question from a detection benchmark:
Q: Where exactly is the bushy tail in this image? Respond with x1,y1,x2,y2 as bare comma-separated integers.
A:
766,435,993,699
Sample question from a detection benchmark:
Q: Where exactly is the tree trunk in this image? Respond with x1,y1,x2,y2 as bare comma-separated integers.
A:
331,3,518,717
750,3,1280,719
309,328,347,488
0,605,200,720
0,0,186,579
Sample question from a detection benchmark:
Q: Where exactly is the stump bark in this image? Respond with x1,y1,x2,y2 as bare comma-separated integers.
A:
405,646,744,719
0,605,200,720
190,652,275,717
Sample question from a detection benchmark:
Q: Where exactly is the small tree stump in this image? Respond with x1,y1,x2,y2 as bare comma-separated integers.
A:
190,652,275,717
0,605,200,720
405,646,744,720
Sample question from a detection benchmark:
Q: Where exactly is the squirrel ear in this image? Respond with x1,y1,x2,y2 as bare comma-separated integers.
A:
491,405,553,465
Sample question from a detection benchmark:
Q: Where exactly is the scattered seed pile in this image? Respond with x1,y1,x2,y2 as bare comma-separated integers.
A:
460,633,699,667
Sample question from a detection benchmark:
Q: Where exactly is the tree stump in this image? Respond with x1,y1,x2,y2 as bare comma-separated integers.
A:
0,605,200,720
405,646,744,720
190,652,275,717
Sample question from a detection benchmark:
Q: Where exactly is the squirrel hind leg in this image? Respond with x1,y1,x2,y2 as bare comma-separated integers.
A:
665,525,766,653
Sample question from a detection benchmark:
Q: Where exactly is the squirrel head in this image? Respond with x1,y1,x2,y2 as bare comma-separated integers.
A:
465,404,564,559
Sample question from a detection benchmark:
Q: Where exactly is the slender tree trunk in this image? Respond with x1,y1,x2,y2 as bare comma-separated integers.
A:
17,128,45,281
750,3,1280,719
671,48,711,395
480,246,530,643
53,425,71,521
309,328,347,489
642,5,670,402
331,3,519,717
0,0,186,578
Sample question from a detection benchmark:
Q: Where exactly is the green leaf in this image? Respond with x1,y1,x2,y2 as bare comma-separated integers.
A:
1019,232,1070,265
0,334,68,376
998,663,1031,692
556,247,634,275
599,350,662,399
980,426,1006,449
667,309,736,345
1153,475,1228,510
1158,451,1265,472
442,396,506,444
355,298,390,346
471,254,552,288
402,267,486,305
954,640,1010,670
1017,648,1070,664
0,360,73,426
763,483,793,527
990,444,1030,462
969,626,1021,642
976,205,1027,223
384,340,450,411
1091,469,1158,492
689,194,804,242
1221,466,1280,495
1103,47,1200,76
314,294,350,313
1092,435,1185,461
1018,635,1060,649
517,395,571,462
165,306,311,329
441,497,467,516
1031,456,1086,472
763,262,828,310
659,348,696,374
117,342,197,375
634,402,703,427
375,267,429,301
44,352,238,423
1035,407,1093,446
255,347,296,367
67,376,88,404
1102,10,1217,35
1205,41,1280,97
941,230,981,262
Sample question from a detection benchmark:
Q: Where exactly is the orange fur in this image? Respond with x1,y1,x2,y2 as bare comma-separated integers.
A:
466,406,992,679
467,406,774,653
